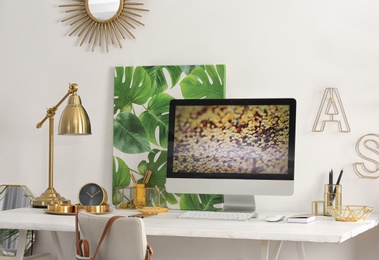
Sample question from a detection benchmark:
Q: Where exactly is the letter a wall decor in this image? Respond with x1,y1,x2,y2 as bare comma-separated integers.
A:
312,88,350,133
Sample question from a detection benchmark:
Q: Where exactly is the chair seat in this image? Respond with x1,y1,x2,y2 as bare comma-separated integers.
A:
77,211,148,260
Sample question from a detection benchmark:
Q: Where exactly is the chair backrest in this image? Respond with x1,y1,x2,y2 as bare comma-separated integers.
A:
77,211,148,260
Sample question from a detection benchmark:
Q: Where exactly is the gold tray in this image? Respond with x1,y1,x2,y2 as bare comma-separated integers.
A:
328,205,374,222
45,203,111,215
138,207,170,213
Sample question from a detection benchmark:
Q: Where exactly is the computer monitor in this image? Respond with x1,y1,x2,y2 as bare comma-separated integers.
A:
165,98,296,212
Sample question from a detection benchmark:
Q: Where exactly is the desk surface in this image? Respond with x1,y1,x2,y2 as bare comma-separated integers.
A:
0,207,378,244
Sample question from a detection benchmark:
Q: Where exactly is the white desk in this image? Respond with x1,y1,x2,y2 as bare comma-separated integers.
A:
0,207,378,260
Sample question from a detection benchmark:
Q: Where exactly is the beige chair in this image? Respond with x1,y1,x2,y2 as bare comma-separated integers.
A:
76,211,152,260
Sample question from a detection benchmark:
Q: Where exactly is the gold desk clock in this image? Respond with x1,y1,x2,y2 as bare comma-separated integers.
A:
46,183,110,214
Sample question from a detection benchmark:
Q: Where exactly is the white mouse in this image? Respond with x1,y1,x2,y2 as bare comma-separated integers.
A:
265,215,285,222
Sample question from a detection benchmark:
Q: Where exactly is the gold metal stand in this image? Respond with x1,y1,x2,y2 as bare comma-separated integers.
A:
31,83,91,208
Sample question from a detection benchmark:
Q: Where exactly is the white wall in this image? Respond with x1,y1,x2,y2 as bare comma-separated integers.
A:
1,0,379,259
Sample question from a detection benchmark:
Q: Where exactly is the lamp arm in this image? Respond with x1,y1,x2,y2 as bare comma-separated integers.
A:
36,83,78,129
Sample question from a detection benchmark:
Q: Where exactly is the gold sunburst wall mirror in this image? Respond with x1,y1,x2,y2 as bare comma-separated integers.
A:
60,0,149,52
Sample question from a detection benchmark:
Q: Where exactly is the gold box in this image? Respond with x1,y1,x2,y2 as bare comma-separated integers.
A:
115,186,167,210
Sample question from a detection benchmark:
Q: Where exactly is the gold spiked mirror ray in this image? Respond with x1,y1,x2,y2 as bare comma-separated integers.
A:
60,0,148,52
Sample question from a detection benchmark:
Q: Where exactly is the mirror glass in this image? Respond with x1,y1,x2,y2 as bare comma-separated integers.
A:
87,0,121,21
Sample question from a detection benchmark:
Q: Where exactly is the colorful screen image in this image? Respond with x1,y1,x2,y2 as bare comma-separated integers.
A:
172,104,291,174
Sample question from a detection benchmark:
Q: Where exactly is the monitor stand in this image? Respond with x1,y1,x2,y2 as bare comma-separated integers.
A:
221,195,256,212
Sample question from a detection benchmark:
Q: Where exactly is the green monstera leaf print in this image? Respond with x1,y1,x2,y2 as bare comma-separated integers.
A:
113,111,151,154
112,156,131,205
180,194,224,211
114,66,152,114
144,66,183,94
180,64,225,99
139,93,174,148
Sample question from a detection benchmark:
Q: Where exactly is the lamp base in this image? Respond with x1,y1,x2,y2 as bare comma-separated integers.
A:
31,187,71,208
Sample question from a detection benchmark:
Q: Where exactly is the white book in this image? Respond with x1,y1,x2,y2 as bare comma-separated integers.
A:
287,214,316,223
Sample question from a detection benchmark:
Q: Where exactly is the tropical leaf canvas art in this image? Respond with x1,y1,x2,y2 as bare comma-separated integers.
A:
113,65,226,210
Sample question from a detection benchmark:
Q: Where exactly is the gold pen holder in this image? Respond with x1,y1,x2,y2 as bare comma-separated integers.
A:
115,185,167,209
324,184,342,216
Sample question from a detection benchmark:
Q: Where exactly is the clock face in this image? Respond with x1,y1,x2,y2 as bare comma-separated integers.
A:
79,183,107,206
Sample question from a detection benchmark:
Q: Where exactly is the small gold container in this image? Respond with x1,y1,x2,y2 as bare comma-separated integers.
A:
312,200,325,216
115,186,167,210
47,203,76,214
75,204,110,214
324,184,342,216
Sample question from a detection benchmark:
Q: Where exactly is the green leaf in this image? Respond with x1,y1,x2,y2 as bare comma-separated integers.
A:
139,93,174,148
180,64,226,99
138,149,167,187
144,66,183,94
112,156,131,205
113,112,151,154
165,193,178,205
179,194,224,211
180,65,204,75
114,66,152,114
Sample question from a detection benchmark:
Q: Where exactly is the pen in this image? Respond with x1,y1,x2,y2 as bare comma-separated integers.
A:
329,169,333,205
130,171,137,184
331,169,343,203
329,169,333,186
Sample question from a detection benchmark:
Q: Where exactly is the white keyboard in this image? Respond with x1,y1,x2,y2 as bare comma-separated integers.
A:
178,210,257,221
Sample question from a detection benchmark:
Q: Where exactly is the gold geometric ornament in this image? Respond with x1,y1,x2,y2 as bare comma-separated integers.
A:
59,0,149,52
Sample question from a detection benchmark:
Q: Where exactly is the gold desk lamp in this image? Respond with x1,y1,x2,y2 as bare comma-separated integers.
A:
31,83,91,208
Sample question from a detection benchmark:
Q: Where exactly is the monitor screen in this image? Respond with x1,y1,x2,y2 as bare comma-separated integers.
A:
165,98,296,211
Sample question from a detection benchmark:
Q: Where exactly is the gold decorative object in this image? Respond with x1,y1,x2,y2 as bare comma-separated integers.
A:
46,203,110,214
78,183,108,206
46,203,76,215
324,184,342,216
328,205,374,222
76,204,110,214
0,184,34,203
59,0,149,52
353,133,379,179
312,88,350,132
115,185,167,210
31,83,91,208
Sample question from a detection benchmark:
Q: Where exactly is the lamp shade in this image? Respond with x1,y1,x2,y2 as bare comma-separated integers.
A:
58,93,91,135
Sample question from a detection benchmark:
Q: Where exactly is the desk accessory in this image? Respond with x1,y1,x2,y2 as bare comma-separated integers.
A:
324,184,341,216
327,205,374,222
311,200,325,216
323,168,343,216
115,184,167,211
331,169,343,201
287,214,316,223
129,212,158,218
79,183,108,206
265,215,285,222
31,83,91,208
46,203,111,215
